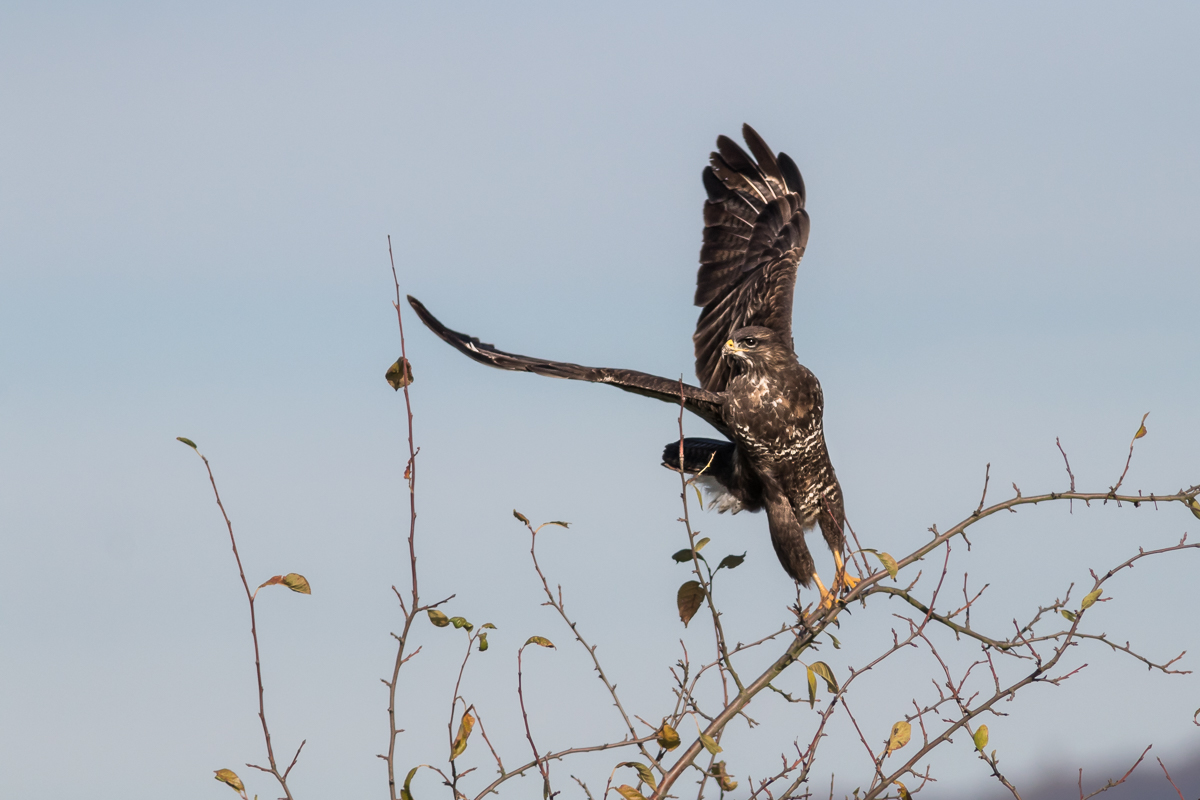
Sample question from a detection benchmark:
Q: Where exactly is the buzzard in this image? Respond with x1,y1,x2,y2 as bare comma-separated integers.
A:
407,125,855,606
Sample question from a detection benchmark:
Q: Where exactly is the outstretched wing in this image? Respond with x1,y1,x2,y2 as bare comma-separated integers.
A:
407,296,731,437
693,124,810,392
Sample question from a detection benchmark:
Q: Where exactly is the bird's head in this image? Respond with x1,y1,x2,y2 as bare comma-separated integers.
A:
721,326,786,371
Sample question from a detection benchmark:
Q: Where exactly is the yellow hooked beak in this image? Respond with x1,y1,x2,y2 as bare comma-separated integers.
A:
723,338,748,354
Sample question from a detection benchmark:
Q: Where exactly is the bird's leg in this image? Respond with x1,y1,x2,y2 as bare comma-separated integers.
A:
833,550,860,594
814,572,836,610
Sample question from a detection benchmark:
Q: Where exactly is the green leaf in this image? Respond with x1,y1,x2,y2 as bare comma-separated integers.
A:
698,732,722,754
1080,588,1102,610
973,724,989,751
449,616,473,631
513,509,530,524
176,437,198,449
671,548,694,563
1061,609,1077,622
876,551,899,580
385,357,414,390
694,537,710,552
524,635,555,648
617,762,657,791
693,483,705,510
806,667,817,708
615,787,647,800
655,722,680,751
481,622,497,629
401,766,420,800
676,580,705,627
828,633,842,649
477,632,488,652
717,552,746,570
810,661,838,693
427,609,450,627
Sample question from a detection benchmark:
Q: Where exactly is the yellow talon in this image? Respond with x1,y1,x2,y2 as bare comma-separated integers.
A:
813,572,835,610
833,551,861,594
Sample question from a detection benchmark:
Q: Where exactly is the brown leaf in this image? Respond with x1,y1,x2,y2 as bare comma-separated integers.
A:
513,510,530,524
385,357,414,391
677,580,705,627
427,609,450,627
524,635,555,648
214,768,245,792
615,786,647,800
655,722,681,751
885,720,911,754
450,711,474,759
717,552,746,570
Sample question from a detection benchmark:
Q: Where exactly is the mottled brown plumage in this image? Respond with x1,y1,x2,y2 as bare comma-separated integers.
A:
409,125,848,597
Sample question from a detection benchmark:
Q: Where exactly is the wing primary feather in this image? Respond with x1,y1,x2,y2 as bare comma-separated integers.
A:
406,296,731,436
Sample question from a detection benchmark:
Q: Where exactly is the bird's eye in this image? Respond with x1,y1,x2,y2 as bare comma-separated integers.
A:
744,337,757,347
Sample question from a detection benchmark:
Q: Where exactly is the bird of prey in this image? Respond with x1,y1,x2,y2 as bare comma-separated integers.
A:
407,125,855,607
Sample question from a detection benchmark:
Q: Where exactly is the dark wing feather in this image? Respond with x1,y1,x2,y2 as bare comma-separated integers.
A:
693,124,810,392
407,296,731,437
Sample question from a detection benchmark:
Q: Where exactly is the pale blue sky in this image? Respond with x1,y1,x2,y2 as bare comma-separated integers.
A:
2,3,1198,799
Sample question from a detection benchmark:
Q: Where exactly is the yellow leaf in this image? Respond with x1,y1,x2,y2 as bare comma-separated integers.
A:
810,661,838,693
542,520,570,529
450,712,474,759
427,609,450,627
1080,588,1102,610
385,357,414,390
177,436,198,449
694,537,710,552
1061,609,1077,622
699,732,722,754
885,720,911,754
617,762,657,791
1134,412,1149,439
655,722,680,751
806,666,817,708
615,786,647,800
973,724,989,751
1189,498,1200,521
214,768,244,792
708,761,737,792
281,573,311,594
895,780,912,800
677,580,705,627
524,635,555,648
